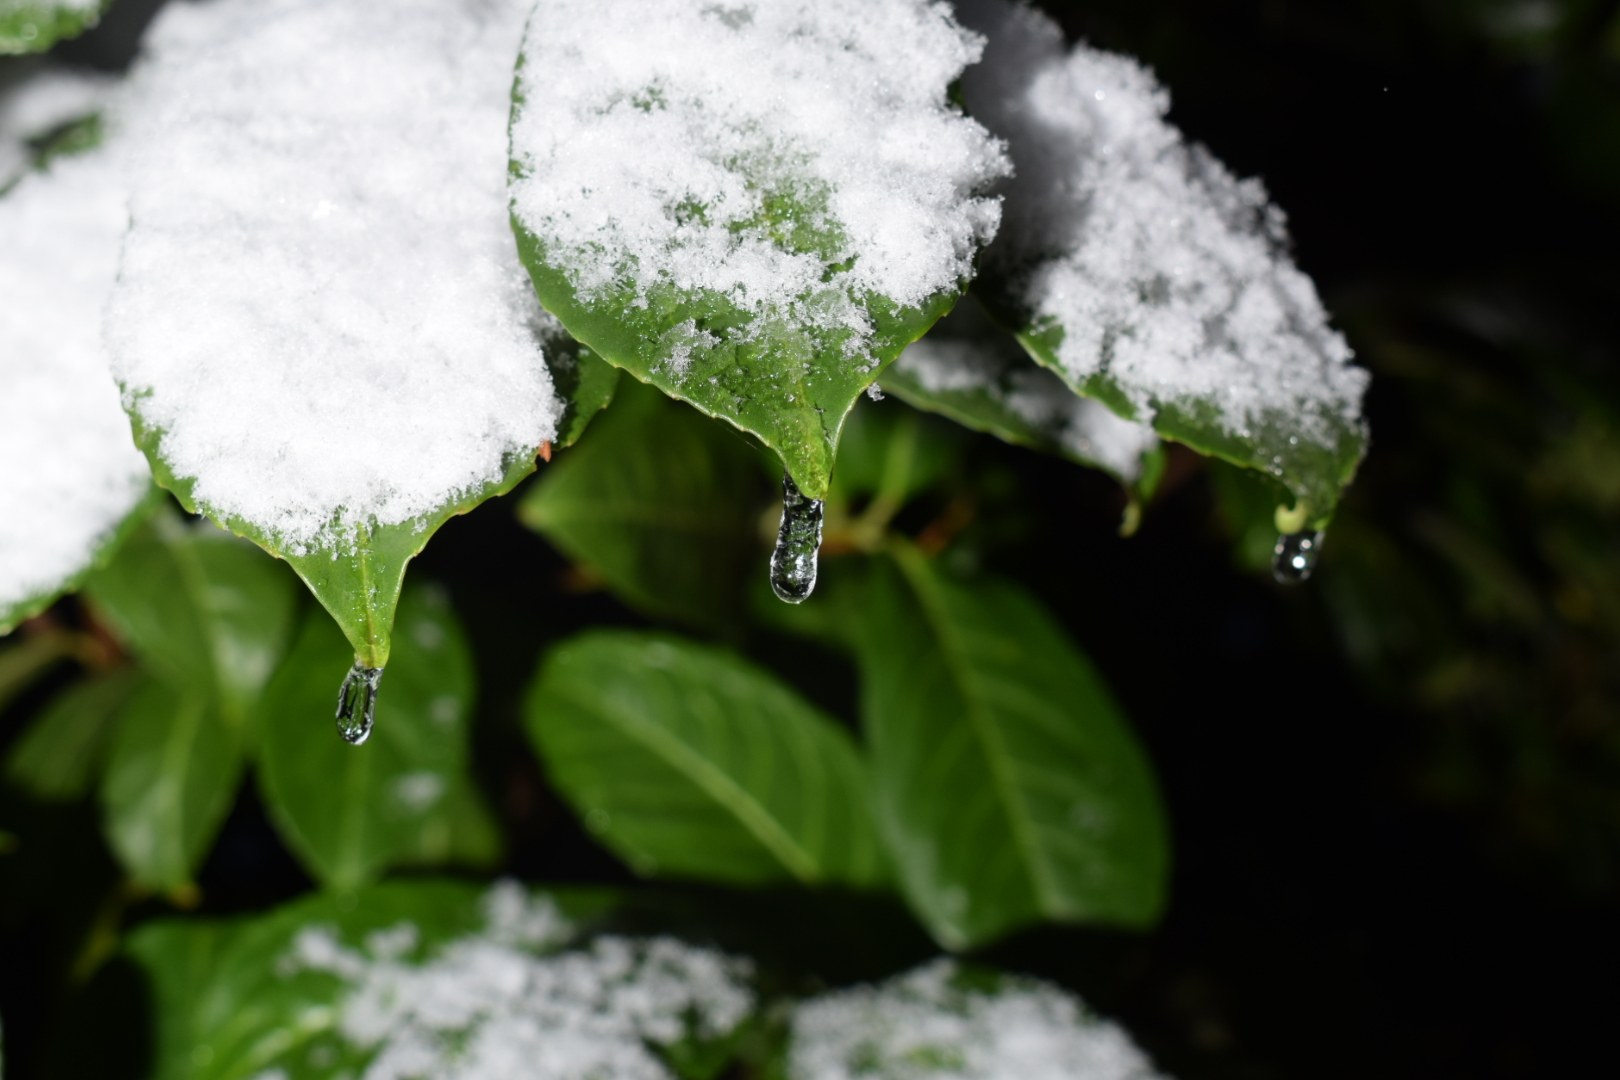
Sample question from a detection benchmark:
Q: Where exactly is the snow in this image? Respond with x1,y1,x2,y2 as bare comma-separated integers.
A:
277,882,755,1080
957,0,1367,454
509,0,1010,377
105,0,561,554
0,64,113,184
893,301,1158,480
0,123,150,624
789,960,1167,1080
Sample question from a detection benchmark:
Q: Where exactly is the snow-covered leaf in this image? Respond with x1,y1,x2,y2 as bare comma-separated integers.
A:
105,0,561,669
508,0,1009,499
0,0,107,55
852,547,1169,949
789,959,1168,1080
959,0,1367,529
537,310,623,450
257,585,481,891
0,65,113,186
0,116,154,634
527,631,889,889
881,297,1163,493
519,379,767,627
128,879,753,1080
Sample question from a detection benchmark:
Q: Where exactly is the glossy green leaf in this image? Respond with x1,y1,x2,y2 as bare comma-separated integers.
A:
519,379,766,626
852,547,1169,948
99,676,246,890
84,508,299,724
879,298,1164,493
256,585,477,890
527,630,887,889
1211,457,1295,574
5,667,140,801
540,312,623,450
126,409,537,671
0,0,108,55
125,880,707,1080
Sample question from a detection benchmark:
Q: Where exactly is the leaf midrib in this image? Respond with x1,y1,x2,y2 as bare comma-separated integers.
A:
553,682,822,884
892,547,1057,913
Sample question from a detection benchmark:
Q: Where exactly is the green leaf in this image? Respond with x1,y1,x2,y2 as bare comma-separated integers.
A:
540,311,623,450
84,509,299,725
125,410,537,671
851,547,1170,949
879,297,1164,492
0,628,76,715
519,378,767,626
256,584,478,890
5,667,140,801
99,676,246,890
526,630,887,889
0,0,108,55
389,777,505,872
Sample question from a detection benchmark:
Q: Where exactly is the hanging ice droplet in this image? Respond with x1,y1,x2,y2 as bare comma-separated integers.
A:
770,472,824,603
335,661,384,745
1272,530,1324,585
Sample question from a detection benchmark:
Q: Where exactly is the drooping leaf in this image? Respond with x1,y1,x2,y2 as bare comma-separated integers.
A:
958,0,1366,528
880,297,1164,494
527,630,888,889
519,379,767,626
84,509,299,725
851,546,1170,949
0,0,108,55
126,879,740,1080
107,0,561,670
507,1,1009,498
99,676,246,890
256,585,478,890
5,667,140,801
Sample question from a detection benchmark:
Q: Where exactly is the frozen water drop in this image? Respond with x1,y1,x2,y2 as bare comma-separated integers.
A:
335,661,384,745
770,472,824,603
1272,530,1323,585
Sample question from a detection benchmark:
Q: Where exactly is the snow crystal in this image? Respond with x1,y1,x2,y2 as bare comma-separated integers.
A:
0,130,150,624
279,883,754,1080
957,0,1366,450
893,300,1157,479
0,64,113,184
105,0,561,552
509,0,1009,373
790,960,1167,1080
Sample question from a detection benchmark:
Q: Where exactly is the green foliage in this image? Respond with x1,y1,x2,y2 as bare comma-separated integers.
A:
541,325,623,450
0,0,108,55
6,667,138,801
256,585,493,890
527,630,887,889
100,676,243,891
520,379,767,627
847,547,1169,948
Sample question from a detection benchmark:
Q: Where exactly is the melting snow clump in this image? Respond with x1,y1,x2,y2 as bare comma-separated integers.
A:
509,0,1010,373
958,0,1367,453
0,81,149,624
277,882,755,1080
790,960,1168,1080
106,0,561,553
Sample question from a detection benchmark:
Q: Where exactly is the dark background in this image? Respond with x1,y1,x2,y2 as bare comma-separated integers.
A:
5,1,1620,1077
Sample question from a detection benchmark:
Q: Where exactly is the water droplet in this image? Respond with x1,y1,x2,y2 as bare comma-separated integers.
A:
1272,530,1323,585
335,661,384,745
770,472,824,603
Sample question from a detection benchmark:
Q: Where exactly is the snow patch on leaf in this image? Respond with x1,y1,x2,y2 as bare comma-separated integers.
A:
105,0,561,553
789,960,1167,1080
